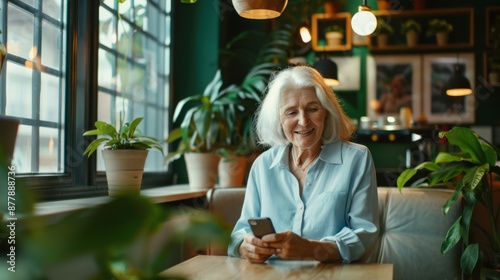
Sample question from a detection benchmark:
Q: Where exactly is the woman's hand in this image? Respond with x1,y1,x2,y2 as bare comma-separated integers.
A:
263,231,341,262
239,232,277,263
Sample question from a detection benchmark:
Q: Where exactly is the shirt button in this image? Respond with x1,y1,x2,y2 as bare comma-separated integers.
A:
299,205,303,210
307,182,311,186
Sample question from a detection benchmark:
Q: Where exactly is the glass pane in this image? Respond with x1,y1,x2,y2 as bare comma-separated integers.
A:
12,125,32,173
39,127,61,172
41,20,61,70
6,62,32,118
43,0,62,21
165,15,171,45
40,73,61,122
19,0,35,7
98,48,116,90
7,4,34,60
99,7,116,49
97,91,112,124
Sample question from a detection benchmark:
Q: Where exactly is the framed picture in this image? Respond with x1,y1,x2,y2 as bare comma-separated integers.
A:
422,53,475,124
366,55,422,121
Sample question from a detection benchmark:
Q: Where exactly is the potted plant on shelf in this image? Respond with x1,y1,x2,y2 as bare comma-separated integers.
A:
426,18,453,46
397,127,500,278
83,115,163,196
324,25,344,47
400,19,421,47
374,18,394,47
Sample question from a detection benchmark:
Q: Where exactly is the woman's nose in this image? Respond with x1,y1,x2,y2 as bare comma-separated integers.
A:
298,111,309,125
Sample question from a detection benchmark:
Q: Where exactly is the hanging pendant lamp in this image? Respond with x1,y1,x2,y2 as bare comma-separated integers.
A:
232,0,288,19
446,56,472,97
351,0,377,36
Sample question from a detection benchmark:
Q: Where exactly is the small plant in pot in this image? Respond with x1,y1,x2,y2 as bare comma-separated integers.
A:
426,18,453,46
397,127,500,277
374,18,394,47
400,19,421,47
83,115,163,196
488,15,500,86
324,24,344,47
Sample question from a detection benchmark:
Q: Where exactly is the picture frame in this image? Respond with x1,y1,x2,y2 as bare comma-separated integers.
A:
422,53,475,124
366,55,422,122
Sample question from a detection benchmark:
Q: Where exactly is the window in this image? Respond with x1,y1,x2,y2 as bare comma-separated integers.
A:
0,0,172,195
98,0,170,172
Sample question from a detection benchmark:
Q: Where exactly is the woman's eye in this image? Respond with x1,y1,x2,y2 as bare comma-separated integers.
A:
308,108,318,112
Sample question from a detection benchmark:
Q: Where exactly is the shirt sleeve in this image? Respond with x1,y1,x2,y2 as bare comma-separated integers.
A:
227,158,262,257
319,148,379,263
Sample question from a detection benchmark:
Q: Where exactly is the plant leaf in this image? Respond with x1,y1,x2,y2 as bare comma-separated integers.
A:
441,216,462,255
460,243,479,276
440,127,486,164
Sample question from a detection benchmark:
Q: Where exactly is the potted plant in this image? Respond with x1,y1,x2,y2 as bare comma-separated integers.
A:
83,115,163,196
324,25,344,47
374,18,394,47
400,19,421,47
165,70,232,189
426,18,453,46
397,127,500,277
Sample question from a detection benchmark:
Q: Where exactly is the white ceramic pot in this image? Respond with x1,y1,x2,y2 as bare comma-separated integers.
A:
102,149,148,196
325,32,343,47
184,152,220,189
218,155,248,188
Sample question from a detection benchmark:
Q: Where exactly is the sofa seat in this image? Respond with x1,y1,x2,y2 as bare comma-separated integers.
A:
206,187,462,280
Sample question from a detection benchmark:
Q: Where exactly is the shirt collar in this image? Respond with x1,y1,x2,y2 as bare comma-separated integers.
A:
269,140,343,169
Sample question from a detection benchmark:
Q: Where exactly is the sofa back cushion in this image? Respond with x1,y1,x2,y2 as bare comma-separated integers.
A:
207,187,463,280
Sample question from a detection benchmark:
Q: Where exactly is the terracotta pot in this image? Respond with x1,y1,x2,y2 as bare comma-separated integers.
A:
184,152,220,189
325,32,343,47
377,0,389,10
377,34,389,47
406,31,419,47
436,32,448,46
324,1,340,15
218,155,248,188
102,150,148,196
413,0,427,10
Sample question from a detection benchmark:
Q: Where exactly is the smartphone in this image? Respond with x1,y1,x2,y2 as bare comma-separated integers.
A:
248,217,276,238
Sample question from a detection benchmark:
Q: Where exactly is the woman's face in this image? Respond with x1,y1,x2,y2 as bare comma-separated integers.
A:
279,87,326,150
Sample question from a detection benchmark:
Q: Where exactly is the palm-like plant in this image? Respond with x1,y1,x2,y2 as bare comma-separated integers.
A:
397,127,500,276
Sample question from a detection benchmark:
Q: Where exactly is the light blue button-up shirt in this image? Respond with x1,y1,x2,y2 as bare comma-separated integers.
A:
228,140,379,262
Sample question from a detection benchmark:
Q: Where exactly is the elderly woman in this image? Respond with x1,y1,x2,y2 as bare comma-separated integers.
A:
227,65,379,264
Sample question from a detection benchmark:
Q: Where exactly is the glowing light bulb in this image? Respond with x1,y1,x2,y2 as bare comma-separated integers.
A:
300,26,311,43
351,7,377,36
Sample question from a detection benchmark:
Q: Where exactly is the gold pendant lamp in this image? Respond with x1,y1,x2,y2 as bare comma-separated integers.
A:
232,0,288,19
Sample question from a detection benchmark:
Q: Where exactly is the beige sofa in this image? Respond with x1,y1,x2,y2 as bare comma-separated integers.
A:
206,187,463,280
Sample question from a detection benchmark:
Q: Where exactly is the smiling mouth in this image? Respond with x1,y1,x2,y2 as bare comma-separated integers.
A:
295,128,314,135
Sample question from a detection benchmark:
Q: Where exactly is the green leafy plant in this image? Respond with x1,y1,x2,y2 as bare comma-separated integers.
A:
376,18,394,35
83,115,163,157
400,19,422,34
397,127,500,276
164,70,232,163
324,24,344,34
426,18,453,36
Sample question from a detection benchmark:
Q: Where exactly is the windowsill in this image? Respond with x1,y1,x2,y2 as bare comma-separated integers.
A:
33,184,207,218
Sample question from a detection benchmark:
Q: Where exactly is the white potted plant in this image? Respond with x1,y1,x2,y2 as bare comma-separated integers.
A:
426,18,453,46
83,115,163,196
401,19,421,47
374,18,394,47
324,25,344,47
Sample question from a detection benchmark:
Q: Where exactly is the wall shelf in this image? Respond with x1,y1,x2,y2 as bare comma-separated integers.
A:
311,13,352,52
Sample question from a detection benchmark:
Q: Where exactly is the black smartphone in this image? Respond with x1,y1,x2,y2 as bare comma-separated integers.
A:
248,217,276,238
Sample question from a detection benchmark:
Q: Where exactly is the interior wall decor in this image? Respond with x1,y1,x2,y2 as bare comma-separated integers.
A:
366,55,422,121
422,53,475,124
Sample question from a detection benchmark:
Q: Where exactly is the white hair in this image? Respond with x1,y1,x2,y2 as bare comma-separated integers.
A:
255,66,355,147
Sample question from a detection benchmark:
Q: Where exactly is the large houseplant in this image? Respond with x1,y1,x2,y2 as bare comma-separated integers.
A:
84,115,163,196
397,127,500,277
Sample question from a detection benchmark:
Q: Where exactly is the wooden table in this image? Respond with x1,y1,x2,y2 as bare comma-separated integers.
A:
161,255,393,279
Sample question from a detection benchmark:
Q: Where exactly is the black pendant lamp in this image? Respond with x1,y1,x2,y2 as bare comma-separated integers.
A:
313,58,339,86
446,63,472,96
